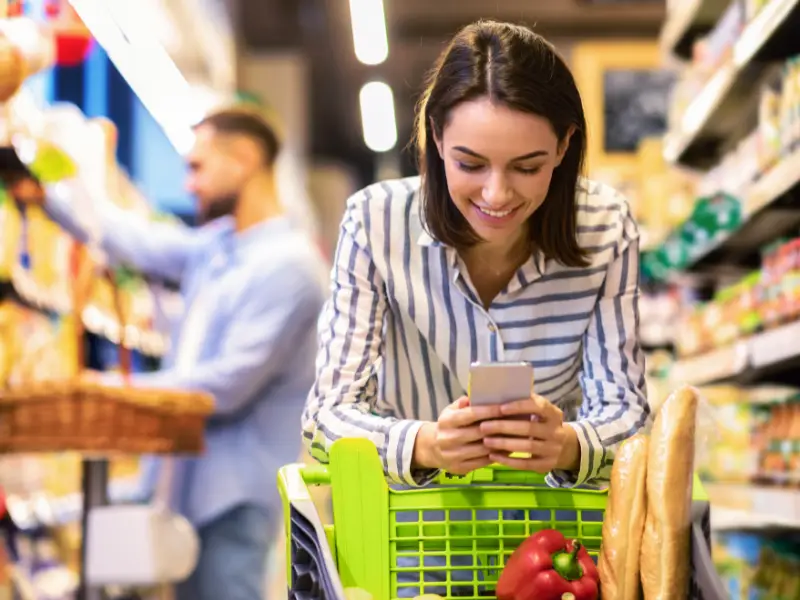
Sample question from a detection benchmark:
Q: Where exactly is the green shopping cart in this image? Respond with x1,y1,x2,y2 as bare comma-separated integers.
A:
278,438,727,600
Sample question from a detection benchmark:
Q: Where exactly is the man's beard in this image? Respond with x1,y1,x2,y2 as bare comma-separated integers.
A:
199,194,238,225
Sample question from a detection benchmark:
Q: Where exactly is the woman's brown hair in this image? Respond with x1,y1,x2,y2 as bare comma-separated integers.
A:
414,20,589,267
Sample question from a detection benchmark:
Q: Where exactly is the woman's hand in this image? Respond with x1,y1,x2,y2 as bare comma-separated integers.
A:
413,396,504,475
480,394,580,474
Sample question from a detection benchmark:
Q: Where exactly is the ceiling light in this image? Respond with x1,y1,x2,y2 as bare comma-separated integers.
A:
348,0,388,65
359,80,396,153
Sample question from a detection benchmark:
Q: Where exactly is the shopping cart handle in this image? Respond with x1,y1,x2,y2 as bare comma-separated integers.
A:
277,463,330,508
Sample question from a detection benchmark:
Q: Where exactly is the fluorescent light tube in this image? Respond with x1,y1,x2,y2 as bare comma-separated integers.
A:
348,0,388,65
359,80,396,153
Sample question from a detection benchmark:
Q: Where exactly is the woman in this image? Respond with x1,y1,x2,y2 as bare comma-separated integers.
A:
303,21,648,495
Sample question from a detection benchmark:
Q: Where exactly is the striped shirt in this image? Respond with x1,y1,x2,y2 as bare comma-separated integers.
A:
302,175,649,488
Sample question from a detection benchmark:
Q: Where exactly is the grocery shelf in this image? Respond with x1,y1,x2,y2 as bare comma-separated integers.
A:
671,319,800,386
660,0,731,59
688,147,800,273
663,0,800,167
4,477,141,532
707,483,800,530
81,305,167,358
2,268,169,357
672,341,749,386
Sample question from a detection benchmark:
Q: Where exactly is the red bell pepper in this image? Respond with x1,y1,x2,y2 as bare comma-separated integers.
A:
496,529,599,600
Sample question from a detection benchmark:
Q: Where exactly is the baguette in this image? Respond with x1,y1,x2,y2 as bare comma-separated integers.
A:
598,433,649,600
640,386,699,600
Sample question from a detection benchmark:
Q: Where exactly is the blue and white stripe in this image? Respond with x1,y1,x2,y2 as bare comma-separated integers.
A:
302,175,649,488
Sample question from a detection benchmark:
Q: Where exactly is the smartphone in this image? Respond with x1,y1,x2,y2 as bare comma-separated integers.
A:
468,361,534,406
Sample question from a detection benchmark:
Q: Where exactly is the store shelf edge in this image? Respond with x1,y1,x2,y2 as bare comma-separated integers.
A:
707,483,800,530
672,319,800,386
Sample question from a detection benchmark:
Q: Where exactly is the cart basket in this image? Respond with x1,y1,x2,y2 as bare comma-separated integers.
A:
278,438,727,600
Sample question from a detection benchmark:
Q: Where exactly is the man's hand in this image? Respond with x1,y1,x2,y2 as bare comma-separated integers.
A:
480,394,580,474
413,396,504,475
8,177,45,205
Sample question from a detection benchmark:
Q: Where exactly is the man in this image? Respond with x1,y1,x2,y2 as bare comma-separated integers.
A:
12,108,327,599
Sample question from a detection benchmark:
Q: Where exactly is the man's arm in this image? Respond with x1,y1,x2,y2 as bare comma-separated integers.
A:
129,259,325,420
43,180,202,283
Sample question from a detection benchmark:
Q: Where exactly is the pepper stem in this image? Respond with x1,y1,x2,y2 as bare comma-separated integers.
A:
570,541,582,561
552,540,584,582
562,594,576,600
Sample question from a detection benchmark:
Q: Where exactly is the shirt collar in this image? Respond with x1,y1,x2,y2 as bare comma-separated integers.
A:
418,229,547,294
234,215,293,249
202,215,293,262
417,228,443,247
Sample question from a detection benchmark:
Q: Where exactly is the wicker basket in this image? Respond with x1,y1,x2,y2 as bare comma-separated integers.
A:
0,378,214,455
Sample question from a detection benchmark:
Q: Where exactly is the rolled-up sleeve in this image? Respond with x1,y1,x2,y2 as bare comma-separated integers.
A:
301,191,433,486
548,211,650,488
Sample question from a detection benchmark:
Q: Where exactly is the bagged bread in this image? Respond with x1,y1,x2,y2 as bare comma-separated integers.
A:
599,433,649,600
640,386,699,600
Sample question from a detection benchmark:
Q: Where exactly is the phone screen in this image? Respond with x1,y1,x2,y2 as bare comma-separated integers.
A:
468,362,534,406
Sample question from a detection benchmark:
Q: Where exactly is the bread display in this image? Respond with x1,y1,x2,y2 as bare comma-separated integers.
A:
598,433,649,600
640,386,699,600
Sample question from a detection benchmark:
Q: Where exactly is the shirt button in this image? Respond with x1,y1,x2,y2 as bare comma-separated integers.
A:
487,323,497,332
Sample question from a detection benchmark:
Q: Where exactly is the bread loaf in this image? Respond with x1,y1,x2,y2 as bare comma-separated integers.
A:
640,386,699,600
598,433,649,600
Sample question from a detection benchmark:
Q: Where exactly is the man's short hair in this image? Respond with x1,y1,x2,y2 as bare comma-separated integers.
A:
195,107,282,166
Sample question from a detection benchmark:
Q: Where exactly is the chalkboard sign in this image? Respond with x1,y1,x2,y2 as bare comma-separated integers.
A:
602,69,676,153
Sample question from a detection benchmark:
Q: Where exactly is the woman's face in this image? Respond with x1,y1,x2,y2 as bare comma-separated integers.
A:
434,97,571,248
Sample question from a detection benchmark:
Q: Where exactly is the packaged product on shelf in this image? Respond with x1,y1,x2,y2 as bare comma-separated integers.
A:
14,528,79,600
0,184,21,280
705,273,763,347
696,386,754,484
750,540,800,599
778,237,800,321
698,386,800,485
635,138,697,242
713,532,764,600
759,237,798,328
0,303,78,387
23,203,72,307
758,400,797,484
779,59,796,157
705,288,737,348
737,271,763,336
789,399,800,485
791,57,800,153
674,305,707,358
757,80,782,174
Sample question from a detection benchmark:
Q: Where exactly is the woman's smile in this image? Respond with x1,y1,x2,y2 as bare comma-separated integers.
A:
471,200,522,225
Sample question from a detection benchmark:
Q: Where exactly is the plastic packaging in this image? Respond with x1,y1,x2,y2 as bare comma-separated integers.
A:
640,386,699,600
598,434,648,600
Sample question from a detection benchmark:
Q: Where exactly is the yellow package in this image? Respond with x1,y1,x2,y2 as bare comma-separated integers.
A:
55,313,80,379
0,302,18,387
0,187,21,279
26,204,55,290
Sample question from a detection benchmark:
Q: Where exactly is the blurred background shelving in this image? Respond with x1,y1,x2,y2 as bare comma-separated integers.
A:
639,1,800,596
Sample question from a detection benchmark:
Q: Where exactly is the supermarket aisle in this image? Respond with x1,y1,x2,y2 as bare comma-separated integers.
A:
642,0,800,595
